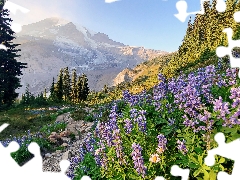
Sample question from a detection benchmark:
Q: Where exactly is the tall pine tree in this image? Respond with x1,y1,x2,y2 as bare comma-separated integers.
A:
49,77,56,102
71,69,78,103
0,4,27,110
82,73,89,101
55,69,63,102
63,67,71,102
76,75,84,103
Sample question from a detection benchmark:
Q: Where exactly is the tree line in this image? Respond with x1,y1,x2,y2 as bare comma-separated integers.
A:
49,67,89,103
161,0,240,79
20,67,90,106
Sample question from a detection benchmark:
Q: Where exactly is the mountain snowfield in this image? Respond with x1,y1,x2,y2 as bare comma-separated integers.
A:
13,17,168,96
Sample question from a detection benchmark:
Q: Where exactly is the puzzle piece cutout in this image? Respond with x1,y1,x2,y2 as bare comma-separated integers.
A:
0,124,92,179
175,0,226,22
215,15,240,78
0,1,29,50
0,123,9,133
205,132,240,180
155,165,190,180
0,140,71,179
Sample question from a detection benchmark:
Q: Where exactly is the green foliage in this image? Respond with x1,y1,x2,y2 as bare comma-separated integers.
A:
11,137,53,166
39,122,67,138
74,153,103,180
10,140,34,166
63,67,71,102
71,69,78,103
56,68,64,102
84,114,95,122
71,108,88,121
69,132,76,141
0,5,27,111
161,0,240,80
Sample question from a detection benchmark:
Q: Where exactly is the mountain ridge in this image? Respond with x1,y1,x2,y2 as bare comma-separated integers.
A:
13,17,168,97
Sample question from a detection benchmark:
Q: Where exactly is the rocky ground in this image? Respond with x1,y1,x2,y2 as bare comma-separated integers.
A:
42,111,94,173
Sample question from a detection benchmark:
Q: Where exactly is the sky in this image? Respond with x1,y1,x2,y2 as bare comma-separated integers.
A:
8,0,202,52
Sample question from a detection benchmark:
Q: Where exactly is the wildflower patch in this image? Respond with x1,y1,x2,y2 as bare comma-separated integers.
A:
2,0,240,180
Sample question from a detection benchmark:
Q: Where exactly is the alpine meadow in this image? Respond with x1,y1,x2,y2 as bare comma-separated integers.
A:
1,0,240,179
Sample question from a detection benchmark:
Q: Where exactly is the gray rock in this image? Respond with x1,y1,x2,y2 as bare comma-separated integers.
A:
45,153,52,158
61,137,71,143
62,151,70,160
61,143,68,147
56,150,62,154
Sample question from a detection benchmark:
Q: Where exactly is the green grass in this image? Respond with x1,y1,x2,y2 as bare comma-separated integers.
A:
0,105,74,140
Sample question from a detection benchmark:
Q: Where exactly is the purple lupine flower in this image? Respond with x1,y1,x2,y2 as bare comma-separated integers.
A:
157,134,167,154
112,129,126,165
123,90,131,102
168,118,175,126
94,140,108,168
131,143,147,178
124,118,133,134
230,87,240,108
177,139,188,155
83,132,95,154
135,114,147,133
130,108,138,119
182,114,199,130
213,96,230,121
226,68,237,86
96,121,114,147
66,156,82,179
109,103,118,130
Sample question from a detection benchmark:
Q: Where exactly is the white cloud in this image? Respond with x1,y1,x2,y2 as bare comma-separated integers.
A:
105,0,120,3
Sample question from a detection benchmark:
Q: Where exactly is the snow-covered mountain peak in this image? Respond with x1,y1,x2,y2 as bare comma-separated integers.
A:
14,17,168,96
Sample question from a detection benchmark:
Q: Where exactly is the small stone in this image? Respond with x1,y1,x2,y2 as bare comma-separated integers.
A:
61,143,68,147
56,150,62,154
62,151,69,160
61,137,71,143
45,153,52,158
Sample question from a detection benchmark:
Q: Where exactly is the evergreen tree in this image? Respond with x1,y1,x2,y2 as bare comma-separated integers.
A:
49,77,56,102
76,75,84,103
103,84,108,94
43,87,47,99
63,67,71,102
0,4,27,110
55,69,64,102
71,69,78,103
82,73,90,101
24,84,31,105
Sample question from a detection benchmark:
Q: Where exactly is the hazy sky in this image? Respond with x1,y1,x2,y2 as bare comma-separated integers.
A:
8,0,201,52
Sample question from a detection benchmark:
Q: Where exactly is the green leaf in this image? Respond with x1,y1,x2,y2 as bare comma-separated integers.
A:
202,169,209,180
176,129,181,133
191,156,199,164
219,164,225,171
209,170,217,180
198,155,203,165
218,157,225,164
193,168,202,177
194,147,203,154
189,163,199,169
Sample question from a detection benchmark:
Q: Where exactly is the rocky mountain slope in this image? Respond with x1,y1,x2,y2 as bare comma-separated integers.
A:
113,52,175,86
13,17,168,96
